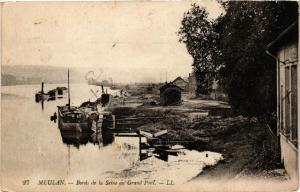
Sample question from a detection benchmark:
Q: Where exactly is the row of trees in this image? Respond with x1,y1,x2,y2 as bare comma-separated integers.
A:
178,1,298,125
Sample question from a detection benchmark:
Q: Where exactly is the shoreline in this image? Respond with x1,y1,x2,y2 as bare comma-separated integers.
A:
106,91,288,181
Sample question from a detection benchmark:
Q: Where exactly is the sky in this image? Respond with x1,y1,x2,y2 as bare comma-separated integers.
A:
2,1,223,83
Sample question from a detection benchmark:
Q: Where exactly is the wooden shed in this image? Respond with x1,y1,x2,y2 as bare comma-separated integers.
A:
266,21,299,182
172,76,188,90
159,82,183,106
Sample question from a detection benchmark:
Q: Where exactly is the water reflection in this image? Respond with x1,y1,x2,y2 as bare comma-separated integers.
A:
139,139,180,162
59,126,180,163
101,129,115,145
60,131,91,148
59,129,115,149
35,95,66,111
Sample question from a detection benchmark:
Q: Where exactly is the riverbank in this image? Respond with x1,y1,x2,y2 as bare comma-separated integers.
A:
106,90,288,180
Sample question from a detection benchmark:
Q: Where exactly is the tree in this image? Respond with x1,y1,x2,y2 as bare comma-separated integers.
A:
178,4,218,95
213,1,298,127
179,1,298,129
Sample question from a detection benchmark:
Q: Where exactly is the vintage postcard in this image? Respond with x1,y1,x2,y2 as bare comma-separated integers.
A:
1,1,299,192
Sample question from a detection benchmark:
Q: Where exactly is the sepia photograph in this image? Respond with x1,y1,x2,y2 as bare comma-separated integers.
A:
1,1,299,191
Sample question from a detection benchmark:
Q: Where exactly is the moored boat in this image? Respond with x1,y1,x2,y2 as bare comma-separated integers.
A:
57,69,100,132
35,82,49,102
57,105,90,132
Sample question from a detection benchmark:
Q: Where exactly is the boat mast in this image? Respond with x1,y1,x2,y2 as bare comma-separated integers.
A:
68,68,70,108
41,82,44,94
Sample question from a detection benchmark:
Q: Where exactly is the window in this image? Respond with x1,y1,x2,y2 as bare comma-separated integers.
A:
280,43,298,147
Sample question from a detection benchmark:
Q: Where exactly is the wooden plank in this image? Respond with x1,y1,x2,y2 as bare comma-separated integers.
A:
139,130,153,138
116,117,164,121
153,130,167,137
115,133,140,137
116,122,142,125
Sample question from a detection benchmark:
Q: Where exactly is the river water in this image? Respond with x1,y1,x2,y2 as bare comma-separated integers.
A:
1,84,223,191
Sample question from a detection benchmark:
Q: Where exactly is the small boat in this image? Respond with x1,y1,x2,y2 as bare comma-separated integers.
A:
47,89,56,98
35,82,49,102
56,87,67,95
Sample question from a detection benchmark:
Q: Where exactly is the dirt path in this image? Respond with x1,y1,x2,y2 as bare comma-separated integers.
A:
193,118,288,181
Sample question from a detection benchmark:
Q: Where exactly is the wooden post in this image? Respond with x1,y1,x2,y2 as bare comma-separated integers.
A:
139,133,142,161
112,114,115,129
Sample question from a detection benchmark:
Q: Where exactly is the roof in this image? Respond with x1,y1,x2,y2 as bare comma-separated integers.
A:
172,76,188,83
266,21,298,52
159,82,183,92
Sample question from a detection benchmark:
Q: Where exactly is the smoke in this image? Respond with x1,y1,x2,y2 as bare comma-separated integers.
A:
85,69,104,81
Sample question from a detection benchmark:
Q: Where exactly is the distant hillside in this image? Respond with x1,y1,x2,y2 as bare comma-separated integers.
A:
1,65,188,85
1,65,86,85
